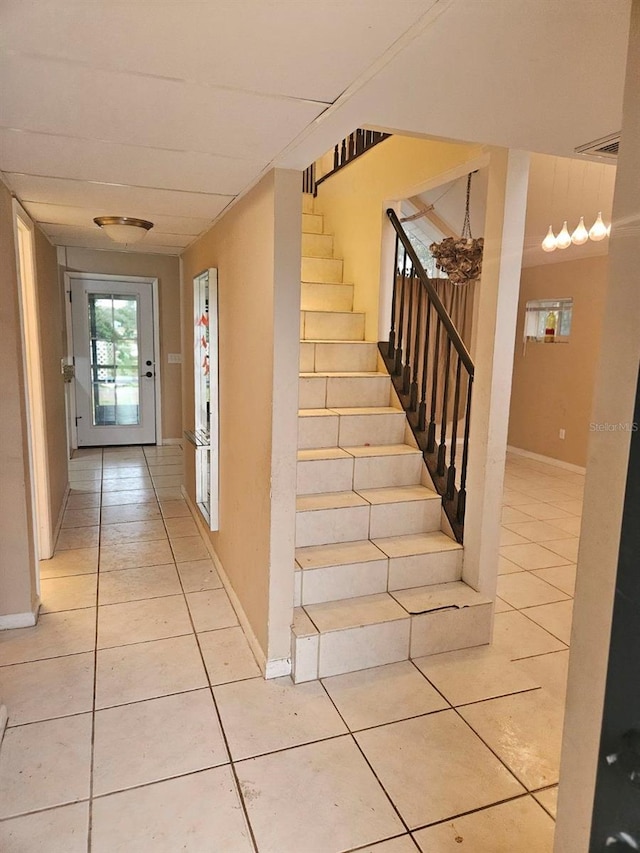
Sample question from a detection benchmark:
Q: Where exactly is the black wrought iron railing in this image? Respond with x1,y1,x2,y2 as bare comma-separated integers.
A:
302,129,391,196
382,208,475,542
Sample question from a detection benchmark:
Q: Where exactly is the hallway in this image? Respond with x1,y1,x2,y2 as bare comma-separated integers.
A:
0,448,581,851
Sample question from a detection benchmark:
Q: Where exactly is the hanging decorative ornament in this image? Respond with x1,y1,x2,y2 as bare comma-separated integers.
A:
429,172,484,285
571,216,589,245
556,221,572,249
542,225,557,253
589,211,609,241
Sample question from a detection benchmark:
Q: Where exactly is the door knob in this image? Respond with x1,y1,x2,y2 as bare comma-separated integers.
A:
604,832,639,849
141,371,153,378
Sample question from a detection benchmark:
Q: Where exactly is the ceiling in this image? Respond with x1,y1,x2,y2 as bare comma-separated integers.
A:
0,0,631,255
404,155,617,267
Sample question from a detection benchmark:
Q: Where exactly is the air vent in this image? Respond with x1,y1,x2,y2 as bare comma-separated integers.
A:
575,132,621,159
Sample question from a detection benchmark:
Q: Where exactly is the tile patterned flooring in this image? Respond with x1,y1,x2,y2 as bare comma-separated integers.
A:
0,447,582,851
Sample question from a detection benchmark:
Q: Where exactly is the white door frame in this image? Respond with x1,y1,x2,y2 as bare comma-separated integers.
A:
64,272,162,448
13,201,52,566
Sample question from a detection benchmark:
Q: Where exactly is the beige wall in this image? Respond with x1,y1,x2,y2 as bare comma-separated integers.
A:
62,248,182,440
555,2,639,849
181,169,300,668
0,179,38,621
314,135,484,340
34,228,68,534
508,256,607,468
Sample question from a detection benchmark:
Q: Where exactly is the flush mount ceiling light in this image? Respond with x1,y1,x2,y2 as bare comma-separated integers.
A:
93,216,153,245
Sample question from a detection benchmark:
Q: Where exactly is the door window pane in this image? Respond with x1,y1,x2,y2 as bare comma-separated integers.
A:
88,294,140,426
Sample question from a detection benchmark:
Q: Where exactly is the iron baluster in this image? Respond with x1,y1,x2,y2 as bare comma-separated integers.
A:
394,247,408,377
457,377,473,526
388,235,399,359
447,358,463,499
403,263,415,396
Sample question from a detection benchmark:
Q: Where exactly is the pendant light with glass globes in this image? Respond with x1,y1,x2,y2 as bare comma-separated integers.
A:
540,158,611,253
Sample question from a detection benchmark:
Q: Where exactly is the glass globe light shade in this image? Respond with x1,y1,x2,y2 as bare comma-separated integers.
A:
555,221,572,250
541,226,557,253
571,217,589,246
589,212,609,242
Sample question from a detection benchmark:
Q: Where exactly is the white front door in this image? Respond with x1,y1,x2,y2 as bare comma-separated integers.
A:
71,277,157,446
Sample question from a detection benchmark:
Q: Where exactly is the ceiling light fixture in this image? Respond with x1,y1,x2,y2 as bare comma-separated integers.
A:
93,216,153,245
556,221,572,250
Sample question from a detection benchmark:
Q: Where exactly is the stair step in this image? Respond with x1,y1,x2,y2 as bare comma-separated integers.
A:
302,194,315,215
296,539,388,606
302,233,334,258
301,257,343,284
299,373,391,409
302,212,323,234
301,310,365,341
333,406,406,446
301,282,354,312
298,409,340,450
295,491,370,547
346,443,424,490
297,447,354,495
300,340,378,373
304,593,411,678
375,531,463,590
297,406,406,449
390,582,492,658
357,484,441,538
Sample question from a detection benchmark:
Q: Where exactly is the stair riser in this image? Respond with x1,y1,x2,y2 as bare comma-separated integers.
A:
387,549,463,591
302,212,323,234
301,283,354,312
297,457,354,495
292,632,319,683
353,454,424,490
298,376,391,409
369,499,441,538
314,342,378,373
302,233,334,258
338,413,406,446
326,376,390,408
302,311,365,341
302,194,315,214
301,559,388,606
301,257,343,284
296,505,370,547
409,604,492,658
298,414,339,450
299,343,315,372
318,619,410,678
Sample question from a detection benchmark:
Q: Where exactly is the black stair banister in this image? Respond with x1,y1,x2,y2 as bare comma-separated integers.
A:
382,208,476,543
302,130,391,196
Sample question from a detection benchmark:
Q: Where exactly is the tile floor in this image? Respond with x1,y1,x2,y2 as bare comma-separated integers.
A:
0,448,582,852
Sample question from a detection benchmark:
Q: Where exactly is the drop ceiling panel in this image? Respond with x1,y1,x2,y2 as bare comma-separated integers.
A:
21,202,209,237
0,129,267,196
40,222,189,253
347,0,628,157
5,173,233,220
0,53,326,159
1,0,434,102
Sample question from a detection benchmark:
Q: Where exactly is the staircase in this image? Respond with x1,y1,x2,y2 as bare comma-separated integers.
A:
291,194,492,682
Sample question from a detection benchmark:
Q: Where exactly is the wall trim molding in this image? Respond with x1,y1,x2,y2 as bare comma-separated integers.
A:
181,487,271,678
52,483,70,553
0,608,39,630
507,445,586,474
162,438,182,446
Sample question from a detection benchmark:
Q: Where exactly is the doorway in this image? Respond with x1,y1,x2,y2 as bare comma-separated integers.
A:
68,274,160,446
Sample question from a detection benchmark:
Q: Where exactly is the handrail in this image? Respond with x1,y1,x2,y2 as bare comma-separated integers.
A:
386,208,474,377
381,209,477,542
302,130,391,196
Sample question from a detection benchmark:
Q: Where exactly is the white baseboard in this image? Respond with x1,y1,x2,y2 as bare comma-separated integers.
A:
506,445,586,475
0,705,7,747
181,488,269,678
162,438,183,446
0,608,39,630
52,483,71,553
